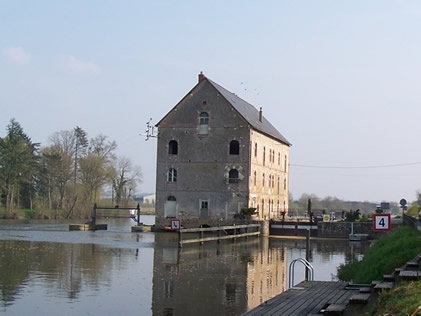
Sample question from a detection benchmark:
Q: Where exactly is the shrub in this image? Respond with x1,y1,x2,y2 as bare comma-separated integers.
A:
234,207,257,220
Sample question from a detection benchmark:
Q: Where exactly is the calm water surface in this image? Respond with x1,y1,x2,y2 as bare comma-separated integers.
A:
0,216,368,316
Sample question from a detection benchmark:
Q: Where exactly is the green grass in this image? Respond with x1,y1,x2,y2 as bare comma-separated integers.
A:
372,281,421,315
337,226,421,284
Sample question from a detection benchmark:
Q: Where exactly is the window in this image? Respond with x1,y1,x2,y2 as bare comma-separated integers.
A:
229,140,240,155
284,178,287,191
199,112,209,134
201,200,208,209
278,152,280,165
254,143,257,157
168,140,178,155
199,112,209,125
262,173,265,187
229,169,239,183
263,147,266,166
284,155,287,172
253,171,257,186
168,168,177,182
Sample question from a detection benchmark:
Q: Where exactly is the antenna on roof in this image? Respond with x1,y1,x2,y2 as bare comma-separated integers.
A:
139,118,158,141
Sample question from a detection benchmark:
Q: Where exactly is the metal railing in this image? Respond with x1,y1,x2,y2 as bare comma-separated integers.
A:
288,258,314,288
178,224,260,248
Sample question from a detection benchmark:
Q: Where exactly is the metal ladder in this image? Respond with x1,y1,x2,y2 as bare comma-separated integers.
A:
288,258,314,288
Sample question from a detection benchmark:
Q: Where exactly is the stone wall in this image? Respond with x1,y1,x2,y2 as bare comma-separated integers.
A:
317,221,374,238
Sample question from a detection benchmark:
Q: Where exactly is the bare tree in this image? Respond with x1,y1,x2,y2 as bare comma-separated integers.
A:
78,135,117,212
111,156,142,206
46,130,77,210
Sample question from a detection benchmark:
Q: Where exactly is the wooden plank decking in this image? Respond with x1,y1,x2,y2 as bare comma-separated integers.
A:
243,281,368,316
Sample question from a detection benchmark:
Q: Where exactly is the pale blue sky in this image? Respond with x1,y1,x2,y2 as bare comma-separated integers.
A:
1,1,421,204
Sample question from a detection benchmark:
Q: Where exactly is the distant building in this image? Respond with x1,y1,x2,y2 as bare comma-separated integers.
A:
155,73,291,229
143,194,155,205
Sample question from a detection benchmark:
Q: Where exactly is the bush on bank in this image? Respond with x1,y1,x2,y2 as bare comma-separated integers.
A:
337,226,421,284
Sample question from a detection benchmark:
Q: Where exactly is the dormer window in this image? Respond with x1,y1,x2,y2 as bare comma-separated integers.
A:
229,140,239,155
168,140,178,155
199,112,209,134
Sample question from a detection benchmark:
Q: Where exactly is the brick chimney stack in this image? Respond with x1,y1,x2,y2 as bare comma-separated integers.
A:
198,71,205,83
259,107,263,122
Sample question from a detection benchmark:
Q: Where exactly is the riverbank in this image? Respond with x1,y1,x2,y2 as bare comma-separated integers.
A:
337,225,421,315
0,204,156,220
246,226,421,315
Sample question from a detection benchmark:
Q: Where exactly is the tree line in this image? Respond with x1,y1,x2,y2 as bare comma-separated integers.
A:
0,119,142,218
288,193,401,216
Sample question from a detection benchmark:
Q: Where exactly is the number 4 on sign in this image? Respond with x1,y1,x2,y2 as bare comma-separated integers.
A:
373,214,391,232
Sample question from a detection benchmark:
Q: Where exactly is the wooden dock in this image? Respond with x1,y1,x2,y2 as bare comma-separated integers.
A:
243,281,375,316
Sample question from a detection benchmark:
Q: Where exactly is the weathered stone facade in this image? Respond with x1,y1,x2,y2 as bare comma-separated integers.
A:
155,73,290,229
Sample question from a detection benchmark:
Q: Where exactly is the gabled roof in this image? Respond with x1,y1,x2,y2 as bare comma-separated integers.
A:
156,74,291,146
207,78,291,146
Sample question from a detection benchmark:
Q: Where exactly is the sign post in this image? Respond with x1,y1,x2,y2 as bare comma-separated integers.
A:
170,219,181,231
400,198,407,218
373,213,391,232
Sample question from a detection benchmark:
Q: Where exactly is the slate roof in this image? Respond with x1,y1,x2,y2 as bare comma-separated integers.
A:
156,74,291,146
207,78,291,146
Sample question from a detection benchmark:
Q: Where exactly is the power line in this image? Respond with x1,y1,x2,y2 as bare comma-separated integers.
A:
290,161,421,169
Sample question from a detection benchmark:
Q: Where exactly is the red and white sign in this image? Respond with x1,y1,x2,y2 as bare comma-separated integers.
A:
373,213,391,232
170,219,181,231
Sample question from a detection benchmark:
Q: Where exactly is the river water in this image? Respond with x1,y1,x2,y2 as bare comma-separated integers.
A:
0,216,368,316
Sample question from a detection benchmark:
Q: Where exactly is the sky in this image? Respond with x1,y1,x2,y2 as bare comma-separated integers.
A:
1,1,421,205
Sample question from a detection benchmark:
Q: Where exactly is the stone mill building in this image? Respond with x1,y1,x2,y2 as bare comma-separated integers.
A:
154,73,291,229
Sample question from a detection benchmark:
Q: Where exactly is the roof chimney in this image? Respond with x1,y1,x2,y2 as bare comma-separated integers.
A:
259,107,263,122
198,71,205,83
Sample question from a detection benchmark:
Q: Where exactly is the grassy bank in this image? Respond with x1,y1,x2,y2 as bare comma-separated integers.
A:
337,226,421,314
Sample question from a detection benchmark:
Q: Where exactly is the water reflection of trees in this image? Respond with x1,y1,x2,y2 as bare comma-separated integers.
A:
0,240,133,307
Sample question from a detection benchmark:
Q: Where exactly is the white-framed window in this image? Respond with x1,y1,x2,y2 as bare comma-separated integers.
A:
199,112,209,134
168,168,177,182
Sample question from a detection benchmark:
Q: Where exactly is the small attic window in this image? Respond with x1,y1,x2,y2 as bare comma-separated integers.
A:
202,100,207,105
198,112,209,134
199,112,209,125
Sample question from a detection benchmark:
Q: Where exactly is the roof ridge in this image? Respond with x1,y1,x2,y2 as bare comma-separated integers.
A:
206,78,291,146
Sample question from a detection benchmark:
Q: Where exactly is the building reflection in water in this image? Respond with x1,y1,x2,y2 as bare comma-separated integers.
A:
152,234,287,316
